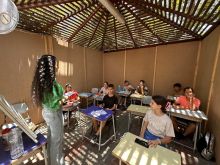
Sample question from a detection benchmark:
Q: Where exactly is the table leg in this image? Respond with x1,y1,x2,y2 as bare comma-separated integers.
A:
124,97,127,107
93,98,96,106
112,115,116,140
68,109,70,128
128,112,131,131
87,98,88,108
42,145,48,165
194,123,199,152
198,122,202,138
99,122,102,151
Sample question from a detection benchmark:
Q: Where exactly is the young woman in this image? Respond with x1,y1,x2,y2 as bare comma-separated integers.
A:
99,81,108,96
136,80,149,96
64,83,80,103
32,55,64,165
140,95,175,147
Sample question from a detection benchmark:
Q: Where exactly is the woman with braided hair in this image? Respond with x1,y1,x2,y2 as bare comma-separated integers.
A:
32,55,64,165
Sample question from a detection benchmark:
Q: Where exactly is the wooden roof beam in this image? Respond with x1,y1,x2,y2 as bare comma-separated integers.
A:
127,0,200,38
122,2,164,43
67,5,101,42
101,13,109,50
114,17,118,49
17,0,76,10
125,23,137,48
87,15,103,47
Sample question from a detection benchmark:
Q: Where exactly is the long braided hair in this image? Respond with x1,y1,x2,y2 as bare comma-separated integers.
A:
31,55,56,107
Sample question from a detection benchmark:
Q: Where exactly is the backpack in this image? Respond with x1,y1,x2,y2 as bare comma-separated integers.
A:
197,132,215,161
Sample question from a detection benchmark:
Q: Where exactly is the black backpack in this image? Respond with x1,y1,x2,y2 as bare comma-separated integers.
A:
197,132,215,161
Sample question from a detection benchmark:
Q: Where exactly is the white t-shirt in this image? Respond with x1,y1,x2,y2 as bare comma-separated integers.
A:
99,87,108,95
144,110,175,138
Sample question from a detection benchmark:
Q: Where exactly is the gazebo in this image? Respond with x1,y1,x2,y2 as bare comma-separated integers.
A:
0,0,220,165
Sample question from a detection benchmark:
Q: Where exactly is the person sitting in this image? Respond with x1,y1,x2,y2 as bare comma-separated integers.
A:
167,83,183,104
92,84,118,141
173,83,183,97
118,80,135,108
123,80,135,92
63,83,80,124
135,80,149,96
99,81,108,96
172,87,201,139
140,95,175,147
64,83,80,103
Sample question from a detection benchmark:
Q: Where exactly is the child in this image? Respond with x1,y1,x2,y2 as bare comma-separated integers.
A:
92,84,118,141
32,55,64,165
99,81,108,96
64,83,80,103
140,95,175,147
118,80,134,108
136,80,149,96
172,87,201,139
123,80,135,92
173,83,183,97
63,83,80,124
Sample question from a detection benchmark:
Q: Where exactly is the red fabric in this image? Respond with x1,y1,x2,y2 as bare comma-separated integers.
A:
176,96,200,110
65,90,79,101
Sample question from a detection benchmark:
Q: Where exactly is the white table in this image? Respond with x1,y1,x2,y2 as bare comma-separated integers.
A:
93,94,104,105
79,92,93,108
127,104,151,131
112,132,181,165
167,108,208,151
130,94,152,105
116,91,131,107
62,101,80,128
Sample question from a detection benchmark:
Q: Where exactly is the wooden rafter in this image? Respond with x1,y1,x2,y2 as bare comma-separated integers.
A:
125,23,137,47
122,2,164,43
17,0,76,10
101,13,109,50
67,5,101,42
87,15,103,47
45,2,96,29
114,17,118,49
127,0,200,38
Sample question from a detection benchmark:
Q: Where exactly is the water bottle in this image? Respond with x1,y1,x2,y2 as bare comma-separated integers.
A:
8,127,24,159
117,85,121,92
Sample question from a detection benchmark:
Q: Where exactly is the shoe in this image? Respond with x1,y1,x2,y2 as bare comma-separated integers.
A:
90,135,99,143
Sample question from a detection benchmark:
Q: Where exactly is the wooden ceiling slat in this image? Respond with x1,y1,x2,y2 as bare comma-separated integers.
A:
141,0,212,24
127,0,199,38
122,2,164,43
194,0,208,18
17,0,76,10
67,5,101,42
205,1,220,21
45,2,96,29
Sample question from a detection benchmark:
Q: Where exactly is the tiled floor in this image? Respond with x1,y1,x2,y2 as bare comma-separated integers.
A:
23,109,216,165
